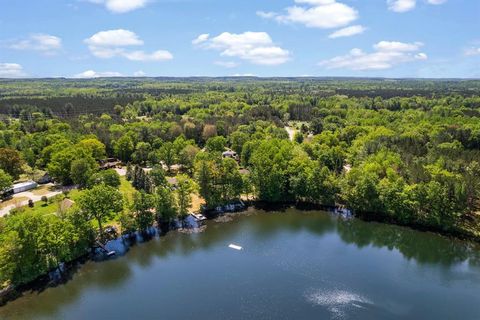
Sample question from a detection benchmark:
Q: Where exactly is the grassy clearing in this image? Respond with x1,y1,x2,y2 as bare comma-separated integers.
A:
190,193,205,213
30,185,57,196
9,178,134,221
22,197,63,216
120,177,136,203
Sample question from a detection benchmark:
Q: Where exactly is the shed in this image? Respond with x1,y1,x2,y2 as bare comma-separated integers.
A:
36,172,52,184
59,198,75,212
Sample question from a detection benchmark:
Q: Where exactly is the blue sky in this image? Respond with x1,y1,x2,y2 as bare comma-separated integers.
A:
0,0,479,78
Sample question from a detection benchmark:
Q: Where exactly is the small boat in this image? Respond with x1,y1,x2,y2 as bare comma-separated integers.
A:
228,244,243,250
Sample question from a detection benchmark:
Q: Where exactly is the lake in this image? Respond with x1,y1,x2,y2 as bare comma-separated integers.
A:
1,208,480,319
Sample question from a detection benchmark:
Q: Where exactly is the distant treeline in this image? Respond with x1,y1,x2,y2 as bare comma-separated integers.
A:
1,78,480,116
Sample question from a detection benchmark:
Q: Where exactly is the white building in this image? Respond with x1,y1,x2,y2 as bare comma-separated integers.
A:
12,181,38,194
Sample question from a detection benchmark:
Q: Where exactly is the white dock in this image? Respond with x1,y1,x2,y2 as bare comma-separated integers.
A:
190,213,207,221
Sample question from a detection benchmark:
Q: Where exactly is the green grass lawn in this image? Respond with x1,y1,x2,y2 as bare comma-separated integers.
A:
119,176,136,203
18,177,135,224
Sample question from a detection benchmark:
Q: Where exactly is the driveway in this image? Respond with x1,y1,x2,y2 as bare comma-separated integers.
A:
0,184,63,217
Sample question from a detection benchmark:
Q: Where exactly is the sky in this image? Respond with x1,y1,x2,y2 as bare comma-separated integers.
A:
0,0,479,78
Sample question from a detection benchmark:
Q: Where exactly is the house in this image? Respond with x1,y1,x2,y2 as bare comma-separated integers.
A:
11,181,38,194
222,150,238,161
99,158,121,170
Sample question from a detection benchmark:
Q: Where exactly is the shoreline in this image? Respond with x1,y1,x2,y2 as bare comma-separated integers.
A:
1,201,478,307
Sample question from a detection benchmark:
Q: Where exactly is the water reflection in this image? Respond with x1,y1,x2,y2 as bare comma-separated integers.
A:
1,208,479,320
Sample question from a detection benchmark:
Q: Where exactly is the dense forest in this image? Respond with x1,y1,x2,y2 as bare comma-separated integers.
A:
1,78,480,290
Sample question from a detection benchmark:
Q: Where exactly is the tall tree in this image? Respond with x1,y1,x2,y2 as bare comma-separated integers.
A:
132,191,155,232
70,158,96,188
0,148,24,179
114,135,134,162
176,175,194,218
78,184,123,239
0,169,13,194
155,185,177,224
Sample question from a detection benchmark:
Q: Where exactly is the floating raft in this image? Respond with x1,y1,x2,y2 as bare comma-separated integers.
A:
228,244,243,250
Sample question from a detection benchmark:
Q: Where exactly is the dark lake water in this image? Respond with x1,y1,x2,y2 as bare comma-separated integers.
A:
1,208,480,319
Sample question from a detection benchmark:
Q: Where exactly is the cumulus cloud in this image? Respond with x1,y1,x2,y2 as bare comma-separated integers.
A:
0,63,26,78
73,70,123,78
257,0,358,29
464,47,480,56
88,0,149,13
85,29,143,47
319,41,427,70
85,29,173,61
194,32,290,66
192,34,210,45
328,25,366,39
7,34,62,54
388,0,446,12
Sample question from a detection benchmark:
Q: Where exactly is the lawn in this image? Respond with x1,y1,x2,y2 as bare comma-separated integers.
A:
120,176,136,203
15,177,134,219
30,185,57,196
22,196,63,216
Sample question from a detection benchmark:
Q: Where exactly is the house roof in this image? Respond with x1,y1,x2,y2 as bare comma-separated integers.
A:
13,181,37,189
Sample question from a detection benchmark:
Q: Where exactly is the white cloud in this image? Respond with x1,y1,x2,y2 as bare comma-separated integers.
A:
85,29,173,61
319,41,427,70
328,25,366,38
256,11,277,19
231,73,257,77
73,70,123,78
192,34,209,45
388,0,416,12
134,70,146,76
427,0,447,4
465,47,480,56
88,0,148,13
388,0,447,12
195,32,290,66
0,63,26,78
85,29,143,47
122,50,173,61
8,34,62,54
258,0,358,29
214,61,239,68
